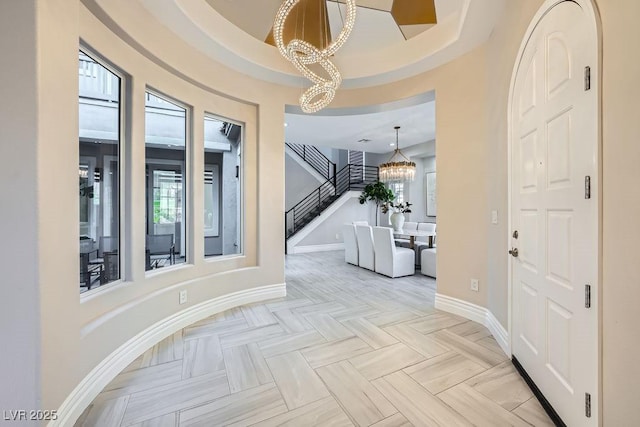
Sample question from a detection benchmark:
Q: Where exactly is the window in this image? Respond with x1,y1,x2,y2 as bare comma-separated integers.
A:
348,150,365,181
145,91,187,271
348,150,364,166
390,182,404,204
78,50,121,292
204,115,243,258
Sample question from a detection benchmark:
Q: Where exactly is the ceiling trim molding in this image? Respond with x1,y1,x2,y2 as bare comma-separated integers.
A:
131,0,505,89
285,90,435,116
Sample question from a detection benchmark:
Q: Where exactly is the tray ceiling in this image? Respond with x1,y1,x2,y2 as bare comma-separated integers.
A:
134,0,505,88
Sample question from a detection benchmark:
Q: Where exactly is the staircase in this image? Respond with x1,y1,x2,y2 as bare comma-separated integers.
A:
285,163,379,244
286,142,336,181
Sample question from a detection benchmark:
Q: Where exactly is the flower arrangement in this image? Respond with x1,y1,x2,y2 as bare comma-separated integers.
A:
382,201,412,214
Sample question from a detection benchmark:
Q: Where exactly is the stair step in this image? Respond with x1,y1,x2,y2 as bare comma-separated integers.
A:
287,162,379,242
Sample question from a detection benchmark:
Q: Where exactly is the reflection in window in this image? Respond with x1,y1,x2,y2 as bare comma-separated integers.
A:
78,50,121,292
204,116,242,258
145,92,187,271
204,166,220,237
390,182,404,204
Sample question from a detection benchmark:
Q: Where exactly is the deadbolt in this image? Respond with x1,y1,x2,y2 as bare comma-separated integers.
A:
509,248,519,258
512,230,519,239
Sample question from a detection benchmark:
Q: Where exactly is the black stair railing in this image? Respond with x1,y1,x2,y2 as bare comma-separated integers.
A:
286,142,337,182
285,164,379,244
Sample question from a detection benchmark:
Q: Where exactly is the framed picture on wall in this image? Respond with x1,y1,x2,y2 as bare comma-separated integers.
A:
426,172,436,217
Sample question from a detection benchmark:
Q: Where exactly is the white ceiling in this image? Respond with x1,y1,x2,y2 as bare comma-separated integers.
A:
138,0,506,88
204,0,464,56
93,0,505,155
285,97,435,154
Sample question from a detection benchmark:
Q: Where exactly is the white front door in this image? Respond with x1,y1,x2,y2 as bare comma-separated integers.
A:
510,1,598,425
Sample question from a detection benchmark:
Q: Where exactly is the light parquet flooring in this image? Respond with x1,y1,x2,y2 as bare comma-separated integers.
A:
76,251,552,427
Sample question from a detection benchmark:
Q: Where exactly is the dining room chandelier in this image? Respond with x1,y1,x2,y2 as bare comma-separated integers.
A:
272,0,356,113
379,126,416,183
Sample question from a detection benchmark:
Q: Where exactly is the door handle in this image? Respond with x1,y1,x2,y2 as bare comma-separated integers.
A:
509,248,519,258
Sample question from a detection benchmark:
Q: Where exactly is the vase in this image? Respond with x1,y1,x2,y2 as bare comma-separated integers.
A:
390,212,405,232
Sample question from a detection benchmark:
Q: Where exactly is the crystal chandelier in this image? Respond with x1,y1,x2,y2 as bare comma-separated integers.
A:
273,0,356,113
379,126,416,183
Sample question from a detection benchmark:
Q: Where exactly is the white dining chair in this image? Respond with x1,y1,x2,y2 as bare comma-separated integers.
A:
403,222,418,231
372,226,415,278
421,248,437,278
416,222,436,246
353,220,369,226
342,223,359,266
417,222,436,236
355,225,375,271
413,222,437,265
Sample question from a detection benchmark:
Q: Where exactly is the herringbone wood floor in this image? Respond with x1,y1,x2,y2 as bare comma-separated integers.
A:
76,251,553,426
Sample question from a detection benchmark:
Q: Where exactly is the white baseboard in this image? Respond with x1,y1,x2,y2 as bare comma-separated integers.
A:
291,243,344,254
486,309,509,356
434,293,486,325
52,283,286,427
435,293,510,357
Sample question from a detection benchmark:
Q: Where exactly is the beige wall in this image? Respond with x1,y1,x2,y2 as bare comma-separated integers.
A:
484,0,545,326
598,0,640,424
1,0,289,414
470,0,640,422
0,0,41,413
331,0,640,424
1,0,638,424
327,47,488,309
62,4,288,412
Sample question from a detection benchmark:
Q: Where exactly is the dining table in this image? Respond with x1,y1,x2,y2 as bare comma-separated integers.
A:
392,229,436,249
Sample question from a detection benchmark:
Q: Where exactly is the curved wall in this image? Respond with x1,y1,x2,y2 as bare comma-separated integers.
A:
4,0,531,417
1,0,637,425
36,0,292,416
47,0,534,417
83,0,640,424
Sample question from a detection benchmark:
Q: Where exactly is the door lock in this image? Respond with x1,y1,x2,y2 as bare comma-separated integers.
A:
512,230,519,239
509,248,519,258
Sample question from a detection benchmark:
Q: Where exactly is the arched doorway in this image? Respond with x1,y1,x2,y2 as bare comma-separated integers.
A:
508,1,601,425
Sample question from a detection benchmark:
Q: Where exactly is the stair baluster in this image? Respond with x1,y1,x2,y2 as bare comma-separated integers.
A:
285,163,379,247
285,142,336,182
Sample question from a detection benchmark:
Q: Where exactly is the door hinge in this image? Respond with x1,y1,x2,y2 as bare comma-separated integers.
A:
585,393,592,418
585,176,591,199
585,284,591,308
584,66,591,91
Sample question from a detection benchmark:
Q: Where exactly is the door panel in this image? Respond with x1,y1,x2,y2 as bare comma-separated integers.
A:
519,132,538,192
546,300,573,391
519,56,537,118
546,109,572,188
519,210,539,272
519,282,539,354
547,210,573,289
547,33,572,98
511,1,598,425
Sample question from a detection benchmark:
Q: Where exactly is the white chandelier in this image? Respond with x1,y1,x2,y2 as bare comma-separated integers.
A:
379,126,416,183
273,0,356,113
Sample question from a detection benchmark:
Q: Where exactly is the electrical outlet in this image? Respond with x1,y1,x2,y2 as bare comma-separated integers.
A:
470,279,479,292
491,210,498,224
179,290,188,305
336,233,340,240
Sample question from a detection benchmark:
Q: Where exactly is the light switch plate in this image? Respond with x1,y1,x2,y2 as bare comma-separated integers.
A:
491,210,498,224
